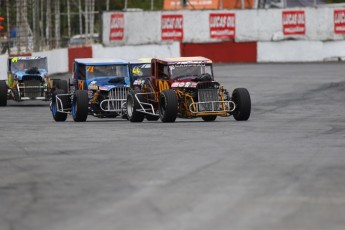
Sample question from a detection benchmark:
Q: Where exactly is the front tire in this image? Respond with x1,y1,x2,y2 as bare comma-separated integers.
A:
72,90,89,122
159,90,178,123
232,88,251,121
51,89,68,122
127,90,145,122
0,80,7,106
202,115,217,122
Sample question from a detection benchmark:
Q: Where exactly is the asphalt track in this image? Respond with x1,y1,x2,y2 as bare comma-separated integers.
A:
1,63,345,230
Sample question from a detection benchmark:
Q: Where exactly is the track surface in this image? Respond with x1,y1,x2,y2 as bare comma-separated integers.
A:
1,63,345,230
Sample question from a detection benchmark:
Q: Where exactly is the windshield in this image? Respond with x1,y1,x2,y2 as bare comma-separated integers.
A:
131,63,151,78
168,64,213,80
87,64,129,79
11,58,47,72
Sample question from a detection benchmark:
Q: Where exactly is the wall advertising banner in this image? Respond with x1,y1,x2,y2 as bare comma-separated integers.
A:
161,14,183,41
282,11,305,35
109,13,124,41
334,9,345,34
209,13,235,39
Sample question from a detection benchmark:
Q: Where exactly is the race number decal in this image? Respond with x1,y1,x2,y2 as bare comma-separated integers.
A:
157,80,170,92
78,80,84,90
86,66,94,72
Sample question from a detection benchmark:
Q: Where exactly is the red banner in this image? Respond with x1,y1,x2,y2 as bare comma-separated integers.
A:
282,11,305,35
109,14,124,41
209,13,235,39
161,14,183,41
334,9,345,34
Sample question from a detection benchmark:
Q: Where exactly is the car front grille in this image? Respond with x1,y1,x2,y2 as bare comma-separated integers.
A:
101,87,129,111
197,89,220,111
21,80,43,98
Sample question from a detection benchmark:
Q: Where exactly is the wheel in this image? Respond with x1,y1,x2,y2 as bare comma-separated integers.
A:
232,88,251,121
55,79,69,93
159,89,178,123
146,114,159,121
127,90,145,122
0,80,7,106
51,89,68,122
202,115,217,122
72,90,89,122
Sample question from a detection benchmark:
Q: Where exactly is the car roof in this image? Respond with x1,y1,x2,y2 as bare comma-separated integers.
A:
8,56,47,61
129,58,152,65
156,56,212,64
74,58,128,65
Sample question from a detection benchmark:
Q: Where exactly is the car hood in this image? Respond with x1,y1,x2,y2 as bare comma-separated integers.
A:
14,69,47,80
87,77,129,91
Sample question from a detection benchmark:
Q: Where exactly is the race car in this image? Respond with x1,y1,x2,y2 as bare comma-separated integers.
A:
127,56,251,122
129,58,159,121
0,56,67,106
51,58,130,122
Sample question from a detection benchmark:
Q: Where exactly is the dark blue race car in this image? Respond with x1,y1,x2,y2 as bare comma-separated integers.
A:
51,58,130,122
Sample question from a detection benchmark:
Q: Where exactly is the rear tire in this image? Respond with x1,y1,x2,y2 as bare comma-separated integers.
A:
72,90,89,122
232,88,251,121
127,90,145,122
0,80,7,106
55,79,69,93
51,89,68,122
202,115,217,122
159,90,178,123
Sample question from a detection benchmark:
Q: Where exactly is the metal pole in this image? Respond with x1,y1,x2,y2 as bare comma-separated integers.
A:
241,0,245,9
124,0,128,10
220,0,223,9
67,0,71,37
106,0,109,11
151,0,154,10
33,0,40,51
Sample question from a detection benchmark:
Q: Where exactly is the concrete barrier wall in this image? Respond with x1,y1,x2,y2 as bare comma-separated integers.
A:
33,48,69,74
258,40,345,62
92,42,180,59
0,55,8,80
103,8,345,45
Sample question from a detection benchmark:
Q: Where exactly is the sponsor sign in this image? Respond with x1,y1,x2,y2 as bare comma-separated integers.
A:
161,14,183,41
282,11,305,35
109,13,124,41
209,13,235,39
334,9,345,34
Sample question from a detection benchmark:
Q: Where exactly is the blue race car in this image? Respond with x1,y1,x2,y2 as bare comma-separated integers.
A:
0,56,67,106
51,58,130,122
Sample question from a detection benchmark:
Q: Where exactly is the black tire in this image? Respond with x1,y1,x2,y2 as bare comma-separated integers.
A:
146,114,159,121
72,90,89,122
0,80,7,106
127,90,145,122
159,89,178,123
51,89,68,121
202,115,217,122
56,79,69,93
232,88,251,121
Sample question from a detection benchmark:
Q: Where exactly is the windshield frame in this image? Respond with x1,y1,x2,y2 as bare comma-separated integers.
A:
85,64,130,80
167,63,214,81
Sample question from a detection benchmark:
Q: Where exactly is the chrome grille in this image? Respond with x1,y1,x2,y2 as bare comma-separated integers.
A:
198,89,220,111
21,80,43,98
101,87,129,112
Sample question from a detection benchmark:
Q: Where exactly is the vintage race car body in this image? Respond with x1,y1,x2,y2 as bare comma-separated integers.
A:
0,56,61,106
51,58,131,122
127,56,251,122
